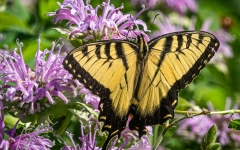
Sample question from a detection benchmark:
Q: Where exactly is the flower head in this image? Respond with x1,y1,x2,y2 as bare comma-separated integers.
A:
6,125,53,150
0,38,77,114
61,118,101,150
50,0,150,42
0,101,53,149
129,135,152,150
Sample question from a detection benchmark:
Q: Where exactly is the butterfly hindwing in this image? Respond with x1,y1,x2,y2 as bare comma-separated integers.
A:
63,40,138,148
129,31,219,136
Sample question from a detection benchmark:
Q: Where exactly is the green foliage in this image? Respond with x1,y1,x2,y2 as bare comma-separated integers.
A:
201,125,221,150
0,12,29,31
2,97,70,124
176,97,196,111
0,0,62,66
228,119,240,130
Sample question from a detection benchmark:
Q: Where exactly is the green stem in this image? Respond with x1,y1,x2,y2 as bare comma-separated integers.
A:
175,109,240,115
175,110,201,114
152,127,169,150
55,109,73,135
210,109,240,115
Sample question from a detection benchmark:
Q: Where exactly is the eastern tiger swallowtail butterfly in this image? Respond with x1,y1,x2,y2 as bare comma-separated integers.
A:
63,31,219,149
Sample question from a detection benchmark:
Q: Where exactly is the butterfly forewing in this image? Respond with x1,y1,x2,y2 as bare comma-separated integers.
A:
63,40,138,148
129,31,219,136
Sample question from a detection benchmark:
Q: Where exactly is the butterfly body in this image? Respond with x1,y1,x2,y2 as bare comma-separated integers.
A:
63,31,219,149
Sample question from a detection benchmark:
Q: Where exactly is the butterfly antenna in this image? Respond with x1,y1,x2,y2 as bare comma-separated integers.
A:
149,14,160,30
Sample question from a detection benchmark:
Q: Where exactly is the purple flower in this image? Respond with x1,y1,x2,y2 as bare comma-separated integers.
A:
0,101,53,149
117,119,152,149
77,80,100,110
0,38,77,114
129,135,152,150
177,99,240,147
61,114,152,149
210,29,234,66
79,119,101,149
164,0,197,14
7,127,53,150
50,0,150,41
177,114,215,142
131,0,197,14
0,102,5,144
131,0,157,8
61,118,101,150
150,13,212,37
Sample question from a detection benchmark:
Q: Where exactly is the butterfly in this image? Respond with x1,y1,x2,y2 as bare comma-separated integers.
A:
63,31,219,149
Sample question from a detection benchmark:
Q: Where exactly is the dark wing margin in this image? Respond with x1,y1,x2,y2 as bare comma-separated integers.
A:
63,40,138,150
129,31,220,137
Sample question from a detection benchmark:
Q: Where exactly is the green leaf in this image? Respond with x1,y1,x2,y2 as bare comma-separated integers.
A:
0,12,29,32
206,125,217,144
192,84,227,110
12,0,30,21
53,27,72,35
207,143,221,150
70,108,92,125
176,97,201,111
201,125,218,150
67,95,98,125
76,102,98,118
228,119,240,130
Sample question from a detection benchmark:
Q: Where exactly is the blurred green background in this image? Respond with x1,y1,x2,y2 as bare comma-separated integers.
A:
1,0,240,149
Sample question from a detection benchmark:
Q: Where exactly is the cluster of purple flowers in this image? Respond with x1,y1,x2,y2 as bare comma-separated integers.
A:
0,101,53,149
50,0,150,41
0,38,76,114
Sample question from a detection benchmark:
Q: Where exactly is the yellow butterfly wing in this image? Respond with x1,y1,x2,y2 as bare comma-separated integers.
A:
129,31,220,136
63,40,138,148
